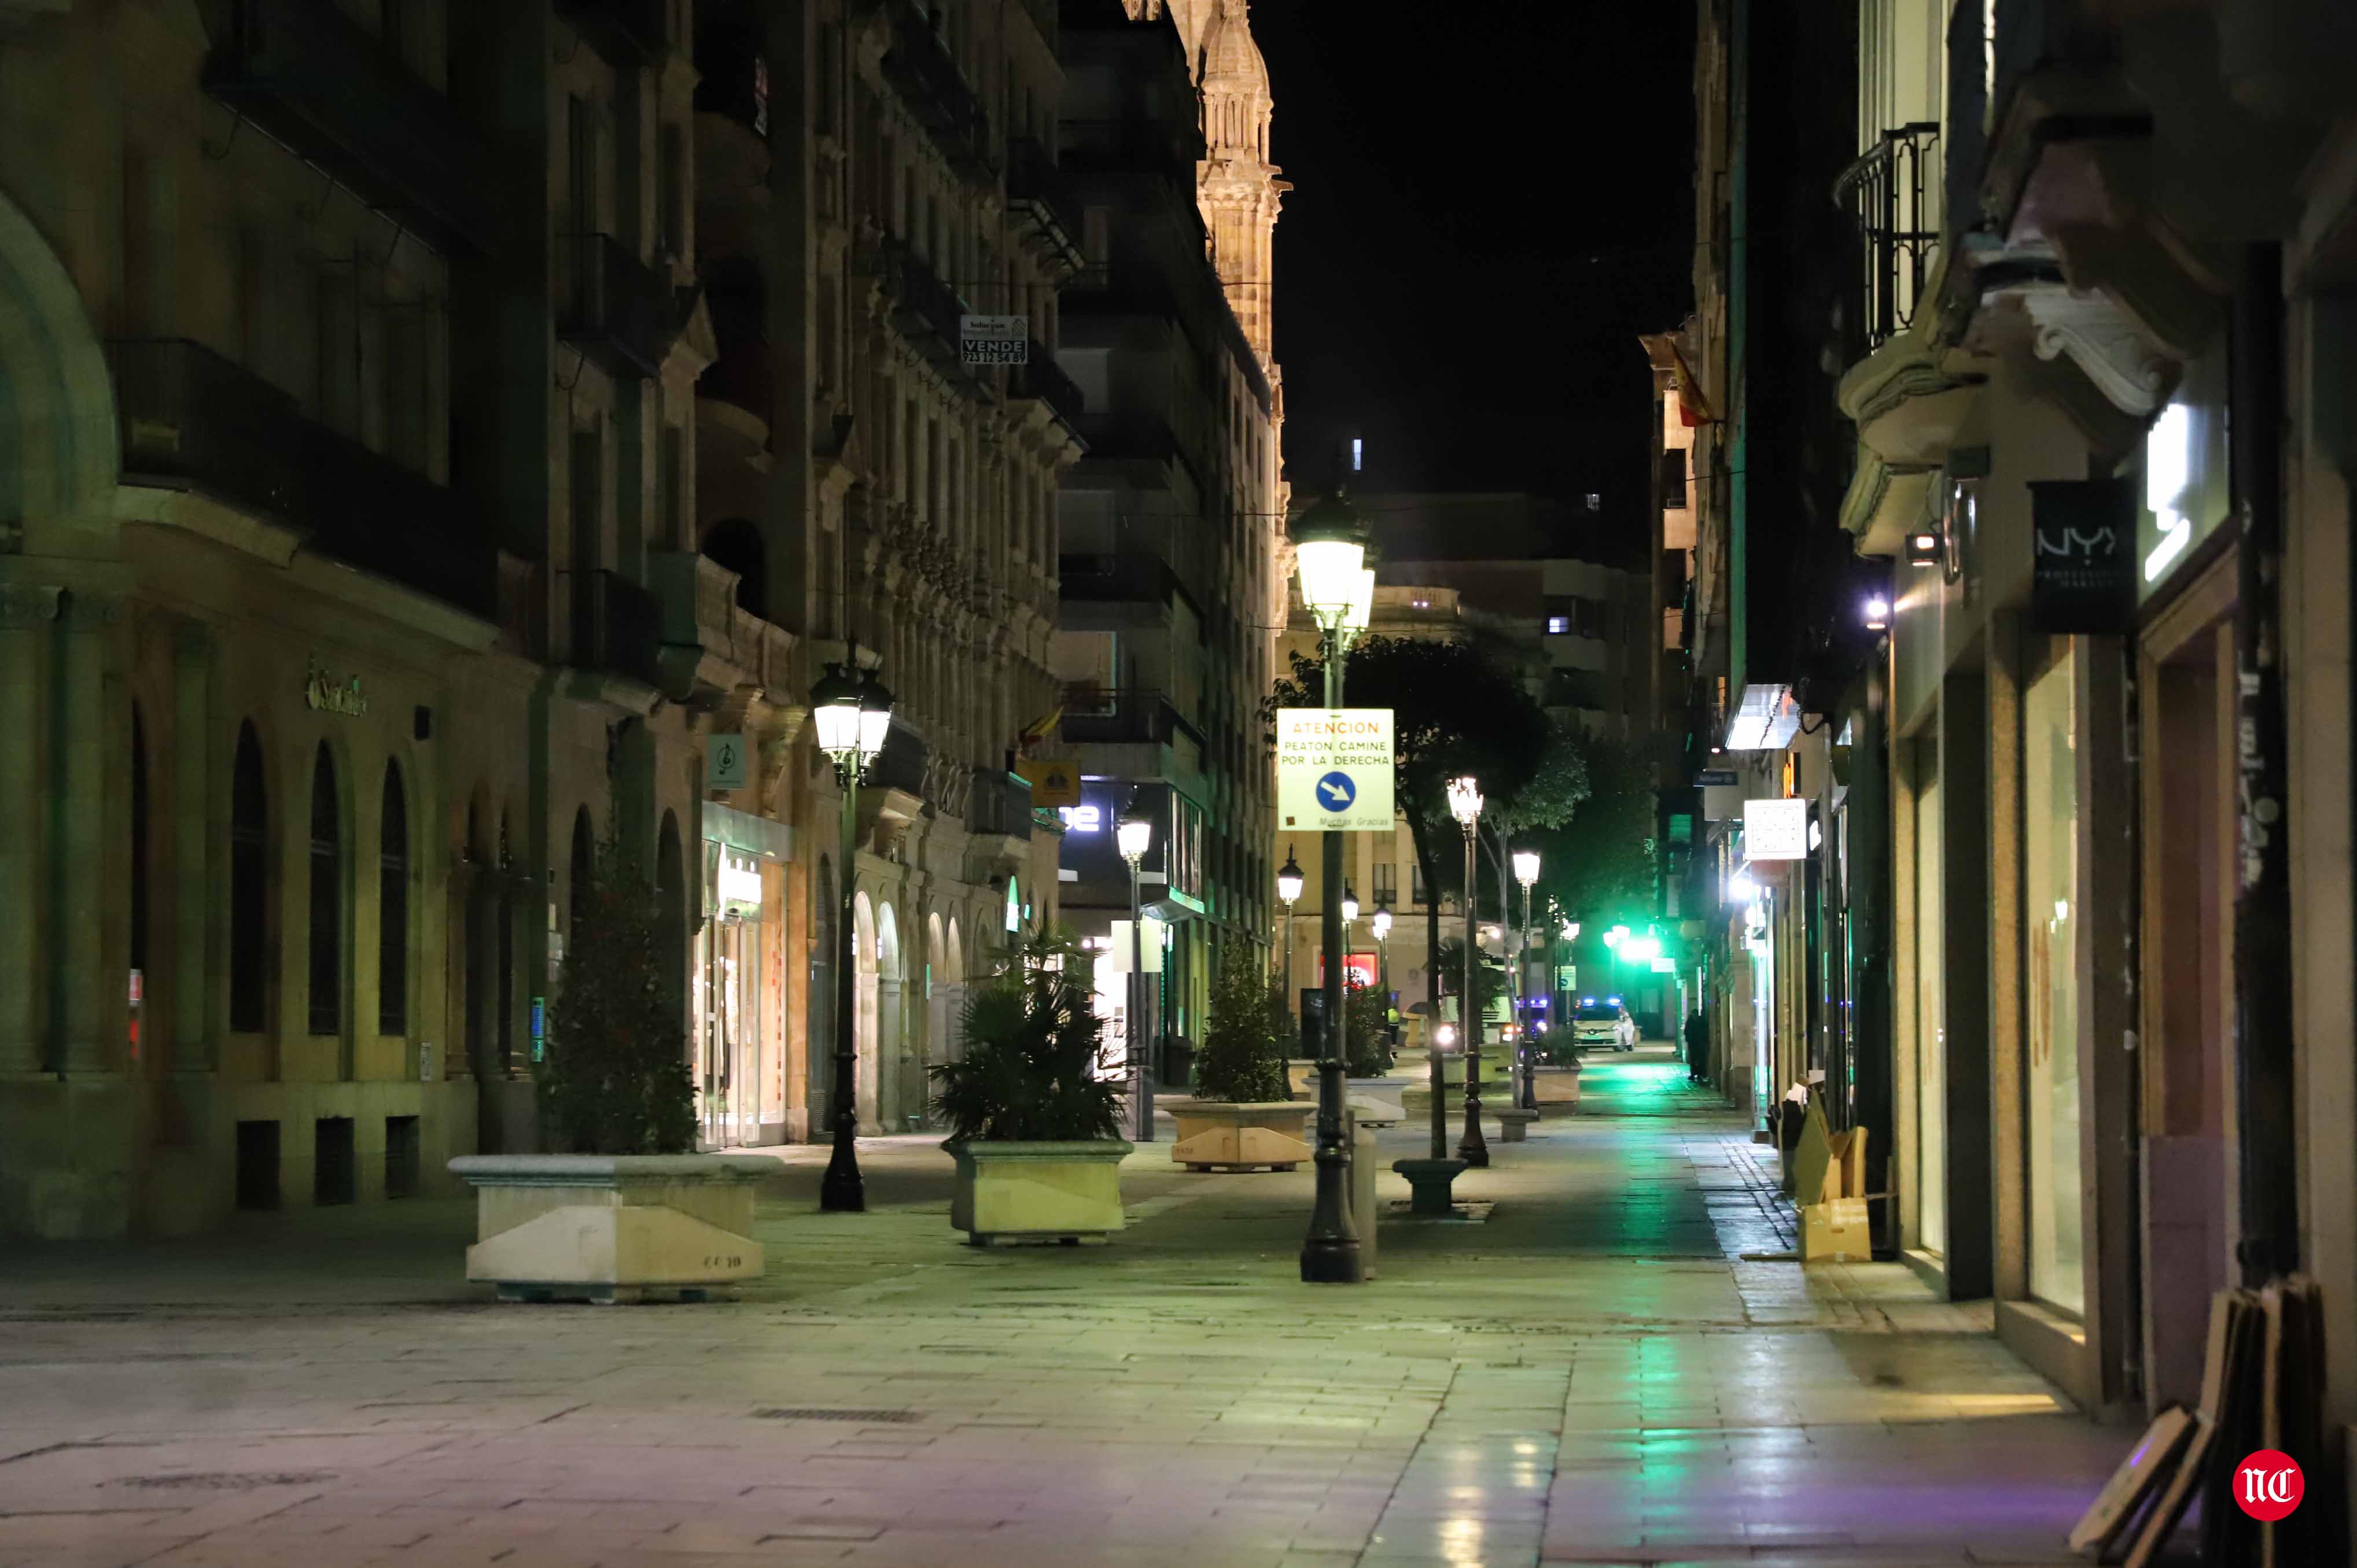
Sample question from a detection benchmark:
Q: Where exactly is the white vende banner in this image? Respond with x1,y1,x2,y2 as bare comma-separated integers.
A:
959,313,1028,364
1276,709,1394,832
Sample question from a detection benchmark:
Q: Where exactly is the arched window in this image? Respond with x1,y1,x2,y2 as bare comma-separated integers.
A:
700,518,765,613
307,743,341,1035
229,724,268,1031
379,762,408,1035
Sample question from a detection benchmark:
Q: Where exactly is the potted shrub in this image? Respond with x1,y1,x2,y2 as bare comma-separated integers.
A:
1165,945,1310,1172
448,834,768,1303
931,927,1132,1244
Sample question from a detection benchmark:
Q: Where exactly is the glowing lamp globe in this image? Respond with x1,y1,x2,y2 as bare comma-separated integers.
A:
1512,848,1541,888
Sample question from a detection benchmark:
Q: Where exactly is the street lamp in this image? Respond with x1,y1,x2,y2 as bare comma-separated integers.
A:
1446,774,1487,1168
1370,903,1393,1054
1291,487,1370,1283
1512,848,1540,1110
1118,797,1155,1142
815,650,894,1213
1276,846,1304,1043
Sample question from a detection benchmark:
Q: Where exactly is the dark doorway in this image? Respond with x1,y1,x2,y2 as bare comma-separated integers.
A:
235,1120,280,1210
384,1115,421,1199
314,1116,356,1205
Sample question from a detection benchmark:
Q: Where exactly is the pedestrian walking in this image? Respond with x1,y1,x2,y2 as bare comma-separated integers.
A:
1683,1010,1710,1084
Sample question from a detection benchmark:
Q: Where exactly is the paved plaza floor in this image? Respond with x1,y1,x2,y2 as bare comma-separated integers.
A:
0,1047,2157,1567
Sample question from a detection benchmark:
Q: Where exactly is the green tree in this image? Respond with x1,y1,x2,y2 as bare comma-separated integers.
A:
930,925,1126,1142
1530,725,1658,928
1195,941,1291,1102
1432,935,1507,1023
540,835,696,1154
1343,979,1393,1076
1268,634,1547,1046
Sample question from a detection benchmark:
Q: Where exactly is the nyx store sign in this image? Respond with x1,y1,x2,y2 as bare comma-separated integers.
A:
2030,478,2135,635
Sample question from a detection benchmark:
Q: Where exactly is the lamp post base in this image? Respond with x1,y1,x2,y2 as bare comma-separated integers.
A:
819,1118,864,1213
1299,1231,1364,1283
1392,1157,1468,1215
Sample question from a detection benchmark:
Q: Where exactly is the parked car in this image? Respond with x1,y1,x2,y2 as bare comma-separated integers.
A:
1570,997,1638,1052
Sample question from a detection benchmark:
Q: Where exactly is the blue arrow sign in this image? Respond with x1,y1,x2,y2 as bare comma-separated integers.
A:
1316,771,1356,811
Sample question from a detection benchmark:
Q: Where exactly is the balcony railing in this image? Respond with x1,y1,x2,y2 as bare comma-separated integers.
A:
880,0,995,182
867,718,930,799
966,768,1034,840
860,238,973,383
204,0,494,255
107,338,496,621
1059,115,1205,190
1006,138,1085,271
1012,342,1086,430
572,568,663,687
1059,514,1211,602
1058,687,1203,750
555,0,669,69
557,233,678,379
1832,122,1940,352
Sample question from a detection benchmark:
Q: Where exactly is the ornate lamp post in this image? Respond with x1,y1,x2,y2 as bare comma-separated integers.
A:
1292,488,1373,1284
1118,798,1155,1142
1448,775,1488,1168
815,652,894,1213
1370,903,1393,1053
1276,846,1304,1035
1512,848,1540,1109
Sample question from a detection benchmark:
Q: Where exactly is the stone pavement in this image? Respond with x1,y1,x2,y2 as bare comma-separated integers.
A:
0,1046,2161,1568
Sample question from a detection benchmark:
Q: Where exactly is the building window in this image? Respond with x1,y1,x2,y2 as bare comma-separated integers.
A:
308,743,342,1036
1410,861,1428,907
2023,650,2083,1314
380,762,409,1036
1546,615,1570,635
230,723,269,1032
1372,861,1397,906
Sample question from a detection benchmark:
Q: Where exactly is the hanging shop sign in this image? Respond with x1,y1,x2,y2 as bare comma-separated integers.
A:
2030,477,2137,634
960,313,1028,366
304,659,368,717
705,733,749,791
1276,709,1395,832
1018,756,1082,807
1743,797,1809,861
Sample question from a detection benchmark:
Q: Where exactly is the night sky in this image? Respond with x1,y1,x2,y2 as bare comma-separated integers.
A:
1250,6,1696,565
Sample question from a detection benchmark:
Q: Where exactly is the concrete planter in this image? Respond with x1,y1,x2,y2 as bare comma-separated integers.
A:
446,1154,769,1304
944,1138,1133,1245
1163,1100,1311,1171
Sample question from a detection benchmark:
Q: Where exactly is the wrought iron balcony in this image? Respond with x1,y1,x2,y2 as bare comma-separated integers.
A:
1832,122,1940,352
879,0,995,182
1059,115,1206,190
557,233,678,379
965,768,1034,840
204,0,494,256
1058,687,1203,750
860,238,973,383
572,569,663,688
866,719,930,799
1006,138,1085,271
106,338,496,621
1012,342,1085,430
555,0,670,69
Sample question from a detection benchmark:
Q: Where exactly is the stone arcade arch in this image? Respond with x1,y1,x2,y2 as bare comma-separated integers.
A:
876,901,906,1130
853,891,878,1133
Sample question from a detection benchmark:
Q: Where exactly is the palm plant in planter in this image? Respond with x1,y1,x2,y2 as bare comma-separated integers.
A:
1165,943,1312,1172
931,926,1132,1244
448,833,768,1303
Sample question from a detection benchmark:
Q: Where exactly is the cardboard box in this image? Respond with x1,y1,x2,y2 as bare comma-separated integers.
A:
1800,1197,1870,1262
